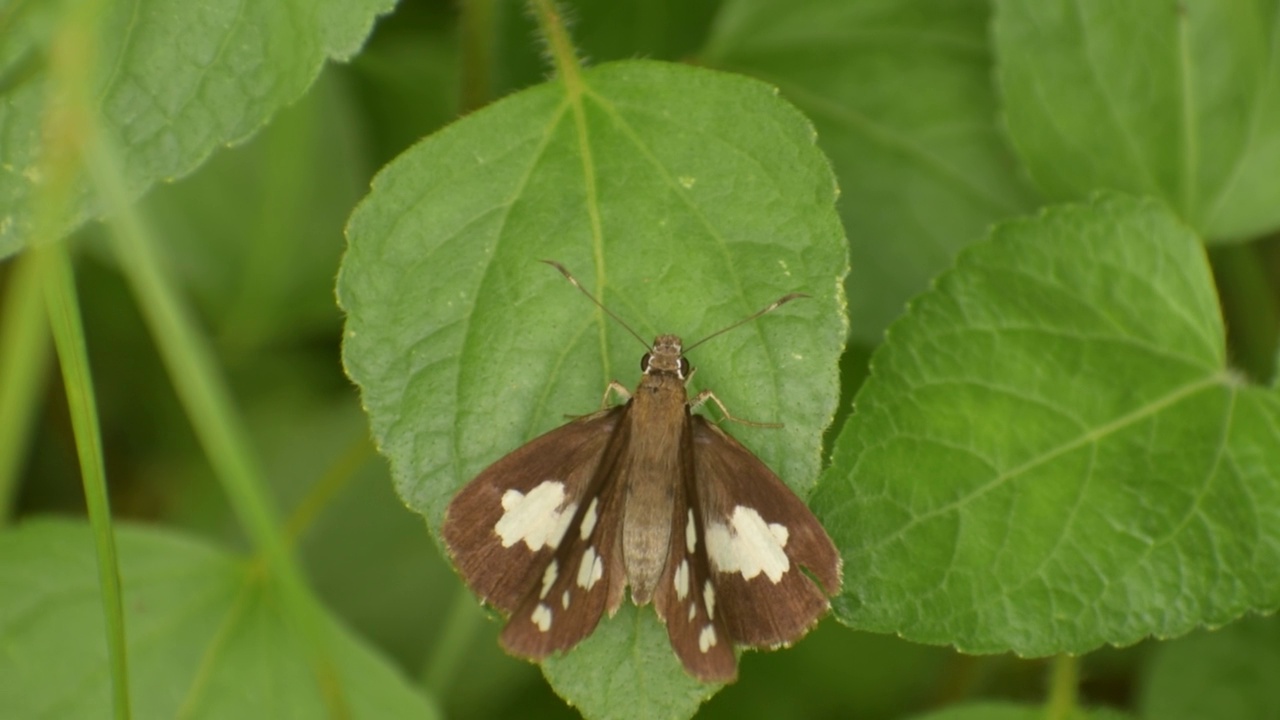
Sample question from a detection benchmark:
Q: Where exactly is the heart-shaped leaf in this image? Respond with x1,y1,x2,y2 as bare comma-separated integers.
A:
995,0,1280,241
338,59,847,714
816,192,1280,655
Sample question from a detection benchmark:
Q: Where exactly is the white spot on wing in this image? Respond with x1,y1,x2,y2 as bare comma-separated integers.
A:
562,590,571,609
686,509,696,553
532,604,552,632
580,497,600,539
497,482,577,551
688,603,696,621
577,546,604,589
540,561,558,598
704,581,716,620
674,559,689,600
699,624,717,653
705,506,791,583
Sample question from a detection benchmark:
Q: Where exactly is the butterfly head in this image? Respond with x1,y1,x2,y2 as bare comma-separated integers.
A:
642,334,692,379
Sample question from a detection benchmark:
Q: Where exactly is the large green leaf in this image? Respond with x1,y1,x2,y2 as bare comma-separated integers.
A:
995,0,1280,241
0,519,437,718
816,193,1280,655
339,59,847,715
0,0,394,258
702,0,1042,342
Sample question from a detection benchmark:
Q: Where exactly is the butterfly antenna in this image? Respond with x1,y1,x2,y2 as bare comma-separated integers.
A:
541,260,651,349
684,292,809,353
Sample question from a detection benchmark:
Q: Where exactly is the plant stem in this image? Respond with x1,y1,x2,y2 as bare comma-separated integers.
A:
528,0,583,89
29,2,133,716
40,242,133,720
1045,654,1079,720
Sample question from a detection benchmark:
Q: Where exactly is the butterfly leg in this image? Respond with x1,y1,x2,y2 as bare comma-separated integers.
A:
689,390,782,429
600,381,632,409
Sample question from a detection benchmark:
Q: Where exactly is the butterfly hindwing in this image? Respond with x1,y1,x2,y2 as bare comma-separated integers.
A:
690,415,842,648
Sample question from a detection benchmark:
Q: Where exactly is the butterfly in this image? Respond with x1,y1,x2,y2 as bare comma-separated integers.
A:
441,261,841,683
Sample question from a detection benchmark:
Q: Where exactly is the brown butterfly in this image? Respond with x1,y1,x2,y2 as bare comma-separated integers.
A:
442,261,841,683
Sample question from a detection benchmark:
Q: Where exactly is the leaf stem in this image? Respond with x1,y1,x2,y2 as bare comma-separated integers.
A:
31,3,132,717
528,0,582,90
1044,654,1078,720
38,242,133,720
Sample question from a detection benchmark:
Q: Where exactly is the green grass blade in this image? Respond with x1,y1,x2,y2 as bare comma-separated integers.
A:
38,242,132,719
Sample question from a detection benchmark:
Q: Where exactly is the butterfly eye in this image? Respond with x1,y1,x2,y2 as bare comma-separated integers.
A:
641,352,652,372
679,357,691,378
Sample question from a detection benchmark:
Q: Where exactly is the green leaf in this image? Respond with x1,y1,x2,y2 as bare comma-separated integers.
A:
702,0,1042,342
1138,614,1280,720
994,0,1280,241
0,518,437,719
339,59,847,713
816,193,1280,655
543,604,717,720
0,0,395,258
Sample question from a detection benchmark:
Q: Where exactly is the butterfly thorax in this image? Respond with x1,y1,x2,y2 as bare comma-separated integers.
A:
621,335,693,604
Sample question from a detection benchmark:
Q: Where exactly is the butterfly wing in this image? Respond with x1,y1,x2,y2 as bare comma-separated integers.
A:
442,406,630,659
652,412,739,683
689,415,842,649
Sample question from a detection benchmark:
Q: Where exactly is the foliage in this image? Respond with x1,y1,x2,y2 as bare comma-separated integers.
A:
2,0,1279,719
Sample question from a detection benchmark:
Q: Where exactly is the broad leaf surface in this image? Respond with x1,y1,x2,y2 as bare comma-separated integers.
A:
995,0,1280,241
1138,614,1280,720
816,193,1280,655
702,0,1042,342
0,0,393,257
0,519,436,719
339,59,847,715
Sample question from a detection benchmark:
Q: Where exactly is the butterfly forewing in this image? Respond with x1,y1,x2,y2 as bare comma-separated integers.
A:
690,416,842,648
443,407,625,616
499,413,631,659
